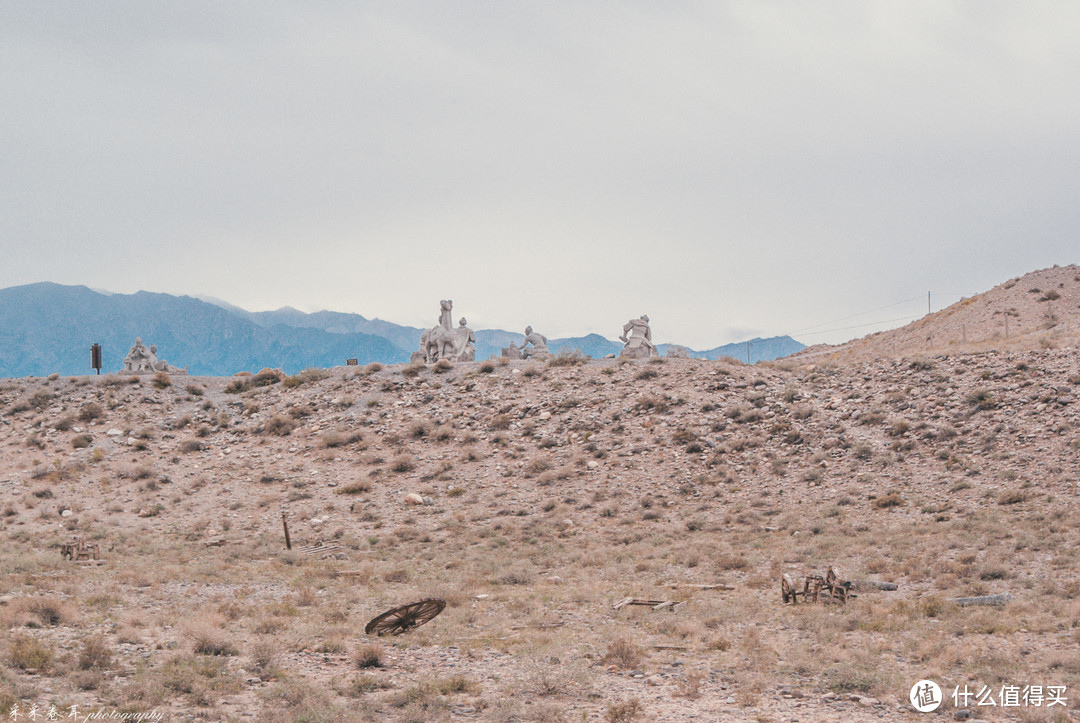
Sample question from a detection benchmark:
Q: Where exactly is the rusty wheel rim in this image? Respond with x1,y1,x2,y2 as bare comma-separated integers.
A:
365,598,446,636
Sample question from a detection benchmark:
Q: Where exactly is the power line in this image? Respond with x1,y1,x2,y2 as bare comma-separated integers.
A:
791,290,974,340
791,295,924,335
797,314,925,337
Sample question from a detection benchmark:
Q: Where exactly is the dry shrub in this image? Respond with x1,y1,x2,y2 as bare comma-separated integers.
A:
523,458,552,477
78,634,114,670
323,430,362,448
78,402,105,421
998,489,1026,505
602,637,643,670
295,587,319,607
185,616,238,656
390,455,415,473
8,634,52,670
1,596,78,628
675,669,705,699
383,568,410,583
73,669,104,691
548,348,586,367
339,480,371,495
248,640,279,673
264,415,298,436
872,491,905,509
353,643,383,669
605,698,644,723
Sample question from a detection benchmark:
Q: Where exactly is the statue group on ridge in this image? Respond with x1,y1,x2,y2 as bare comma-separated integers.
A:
413,300,476,363
413,300,657,363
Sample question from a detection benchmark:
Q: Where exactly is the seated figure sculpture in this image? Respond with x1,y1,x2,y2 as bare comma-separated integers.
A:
619,315,658,359
453,318,476,362
123,337,154,373
123,338,188,374
519,326,551,359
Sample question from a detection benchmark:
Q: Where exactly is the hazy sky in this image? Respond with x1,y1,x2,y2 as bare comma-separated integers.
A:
3,2,1078,348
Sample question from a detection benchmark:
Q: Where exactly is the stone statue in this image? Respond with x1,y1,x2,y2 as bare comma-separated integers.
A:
413,300,476,363
122,338,188,374
123,337,154,373
519,325,551,359
414,300,457,363
619,315,658,359
502,341,524,360
453,318,476,361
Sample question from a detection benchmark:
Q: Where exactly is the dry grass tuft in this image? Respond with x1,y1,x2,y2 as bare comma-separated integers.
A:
8,634,52,670
601,637,643,670
352,643,383,669
1,596,79,628
606,698,644,722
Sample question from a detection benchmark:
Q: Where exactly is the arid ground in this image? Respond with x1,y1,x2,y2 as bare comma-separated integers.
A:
3,268,1080,722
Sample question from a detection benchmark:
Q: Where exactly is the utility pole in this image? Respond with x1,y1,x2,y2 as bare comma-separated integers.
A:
745,341,750,365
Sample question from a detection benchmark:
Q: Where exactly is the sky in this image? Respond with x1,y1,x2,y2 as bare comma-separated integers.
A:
2,1,1078,349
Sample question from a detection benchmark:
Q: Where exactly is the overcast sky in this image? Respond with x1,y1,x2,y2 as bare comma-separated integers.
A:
2,2,1078,349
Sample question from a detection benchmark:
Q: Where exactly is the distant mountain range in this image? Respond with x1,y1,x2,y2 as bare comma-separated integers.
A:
0,283,805,376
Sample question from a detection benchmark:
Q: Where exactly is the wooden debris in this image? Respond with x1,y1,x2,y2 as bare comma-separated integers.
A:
613,597,685,611
853,579,898,592
295,542,345,557
202,538,241,547
665,582,735,591
953,592,1012,607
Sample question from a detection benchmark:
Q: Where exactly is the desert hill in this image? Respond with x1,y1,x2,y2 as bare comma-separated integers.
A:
797,265,1080,363
1,349,1078,720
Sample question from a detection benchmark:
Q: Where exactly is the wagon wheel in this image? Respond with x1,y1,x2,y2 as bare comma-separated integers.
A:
365,598,446,636
781,574,796,604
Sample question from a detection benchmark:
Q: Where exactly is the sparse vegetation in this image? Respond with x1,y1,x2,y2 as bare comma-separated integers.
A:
0,325,1078,719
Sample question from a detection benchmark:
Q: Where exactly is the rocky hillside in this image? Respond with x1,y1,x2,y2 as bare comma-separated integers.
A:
797,265,1080,363
1,351,1078,720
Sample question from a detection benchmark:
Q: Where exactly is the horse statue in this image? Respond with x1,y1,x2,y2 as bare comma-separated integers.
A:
419,300,457,363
